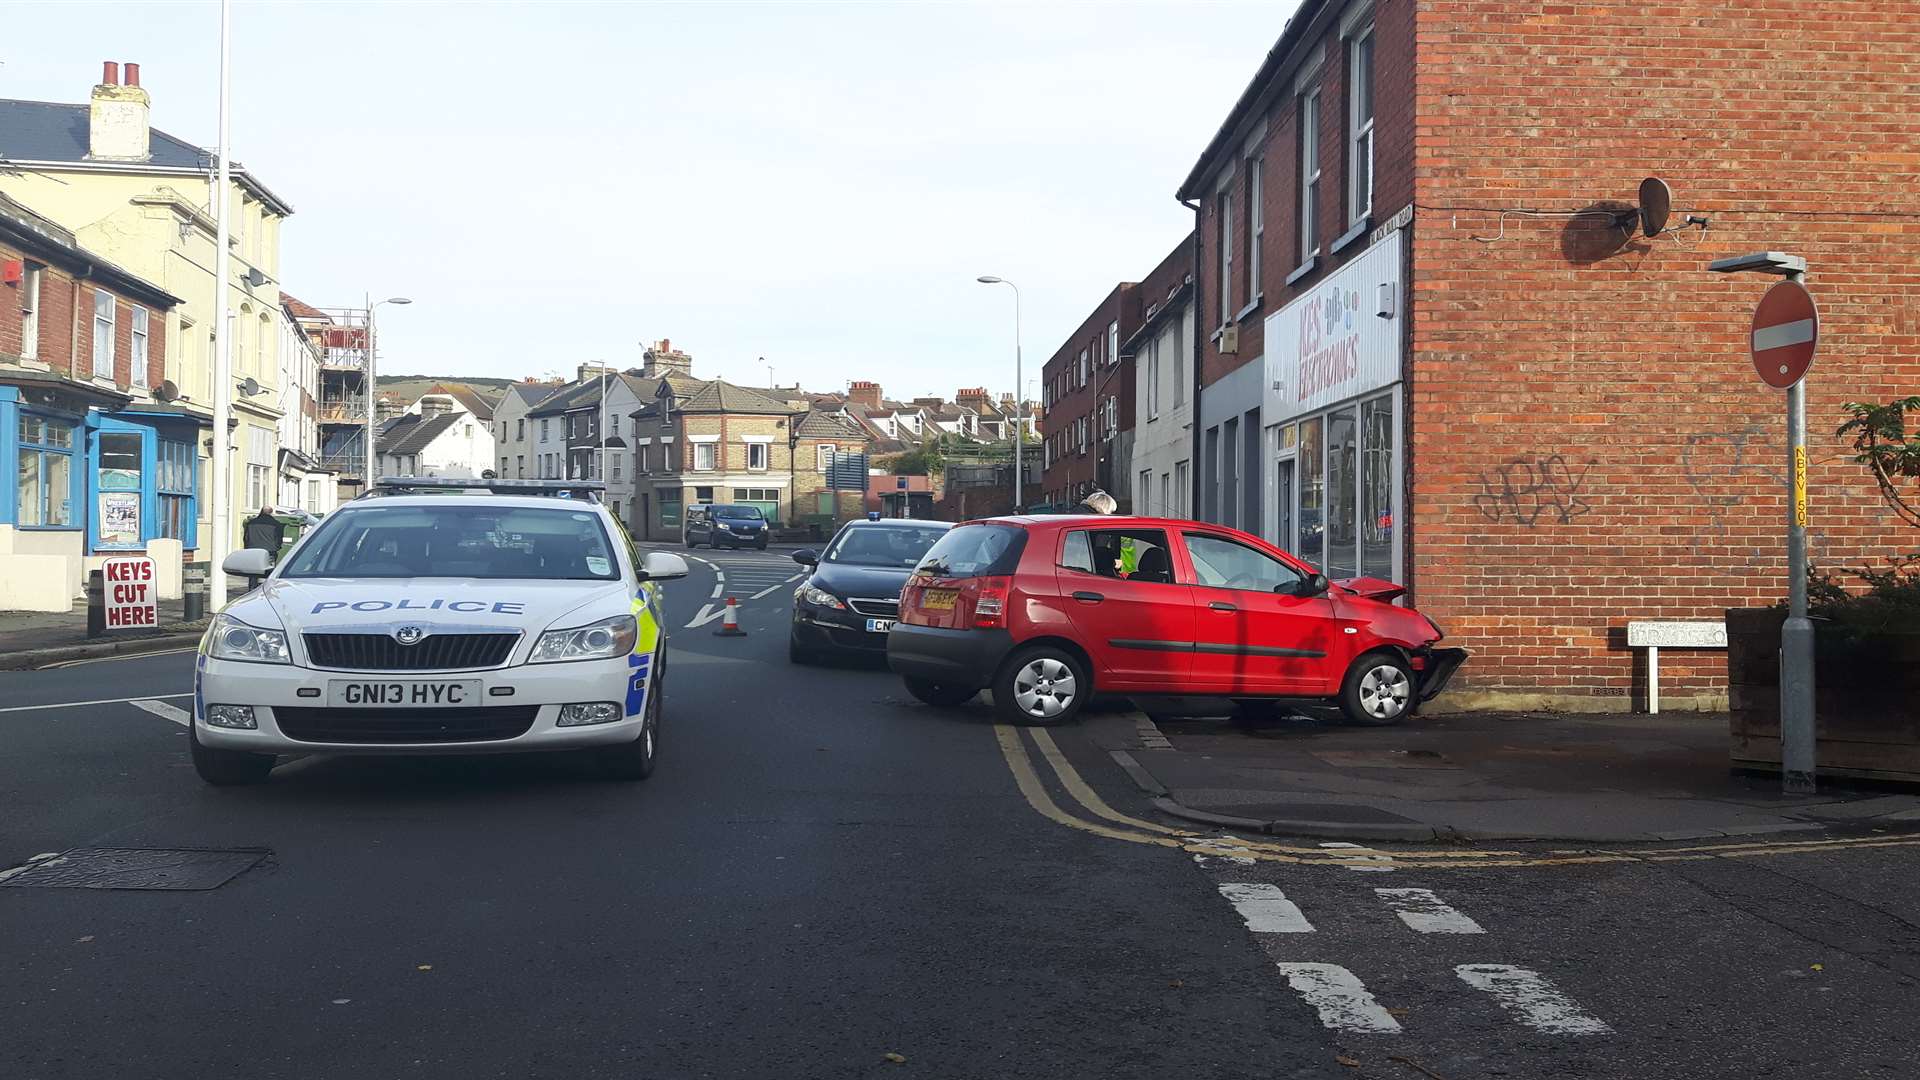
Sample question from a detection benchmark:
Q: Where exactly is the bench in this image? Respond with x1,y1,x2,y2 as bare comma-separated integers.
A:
1626,620,1728,714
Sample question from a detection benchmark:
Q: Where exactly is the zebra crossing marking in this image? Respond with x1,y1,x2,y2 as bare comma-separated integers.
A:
1275,963,1403,1034
1216,883,1316,933
1375,887,1486,934
1454,964,1612,1034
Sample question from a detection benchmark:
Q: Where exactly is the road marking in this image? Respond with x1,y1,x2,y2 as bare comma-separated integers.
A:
1276,963,1402,1034
709,582,724,599
128,699,190,727
1217,882,1315,933
750,581,792,600
1376,888,1485,934
1319,841,1397,872
0,692,192,714
685,604,726,629
1455,964,1611,1034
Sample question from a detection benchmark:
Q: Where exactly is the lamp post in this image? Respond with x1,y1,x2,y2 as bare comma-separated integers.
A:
1709,250,1816,793
209,0,233,610
363,295,412,487
976,275,1024,512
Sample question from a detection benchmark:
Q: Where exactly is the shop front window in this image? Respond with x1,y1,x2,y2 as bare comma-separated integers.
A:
1297,416,1323,567
1326,407,1358,579
97,431,144,545
17,414,75,527
158,438,196,541
1360,395,1395,579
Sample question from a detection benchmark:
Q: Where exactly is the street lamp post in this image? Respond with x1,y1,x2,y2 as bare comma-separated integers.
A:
363,295,412,487
976,276,1024,512
209,0,234,610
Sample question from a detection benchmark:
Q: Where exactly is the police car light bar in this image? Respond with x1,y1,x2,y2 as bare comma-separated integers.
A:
365,477,607,501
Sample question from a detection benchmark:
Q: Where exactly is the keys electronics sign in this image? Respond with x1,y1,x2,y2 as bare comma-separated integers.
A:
1264,227,1405,425
103,555,159,628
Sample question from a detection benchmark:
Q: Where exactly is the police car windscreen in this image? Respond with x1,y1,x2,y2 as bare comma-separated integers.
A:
280,505,620,581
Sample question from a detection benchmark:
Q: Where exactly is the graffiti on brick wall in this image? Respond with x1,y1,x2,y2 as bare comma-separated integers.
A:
1472,455,1592,526
1682,424,1787,550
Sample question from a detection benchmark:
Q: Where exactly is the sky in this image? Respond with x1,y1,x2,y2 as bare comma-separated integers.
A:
1,1,1288,401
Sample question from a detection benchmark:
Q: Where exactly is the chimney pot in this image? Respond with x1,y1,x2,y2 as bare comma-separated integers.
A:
124,63,140,87
102,61,120,86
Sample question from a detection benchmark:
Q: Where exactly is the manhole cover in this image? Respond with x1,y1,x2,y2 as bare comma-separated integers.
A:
0,847,267,891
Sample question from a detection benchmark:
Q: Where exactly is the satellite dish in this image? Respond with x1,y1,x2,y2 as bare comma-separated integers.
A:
239,376,261,397
1638,177,1672,237
153,379,179,403
245,268,268,288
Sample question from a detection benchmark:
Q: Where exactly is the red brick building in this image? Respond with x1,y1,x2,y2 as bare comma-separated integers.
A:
1038,284,1139,510
1181,0,1920,709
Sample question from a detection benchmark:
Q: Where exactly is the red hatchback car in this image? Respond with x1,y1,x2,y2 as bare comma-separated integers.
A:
887,515,1466,726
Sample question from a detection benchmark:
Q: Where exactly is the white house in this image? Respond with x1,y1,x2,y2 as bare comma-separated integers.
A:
376,395,495,479
1126,275,1194,519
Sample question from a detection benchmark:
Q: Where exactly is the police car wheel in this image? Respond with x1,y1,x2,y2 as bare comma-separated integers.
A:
903,677,975,708
189,725,275,786
598,669,661,781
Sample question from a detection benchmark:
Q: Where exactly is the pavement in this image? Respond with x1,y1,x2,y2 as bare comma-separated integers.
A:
1083,706,1920,842
5,546,1918,1078
0,597,206,670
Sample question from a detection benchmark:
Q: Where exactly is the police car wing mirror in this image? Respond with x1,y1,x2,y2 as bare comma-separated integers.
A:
223,548,274,579
792,549,819,567
637,551,690,582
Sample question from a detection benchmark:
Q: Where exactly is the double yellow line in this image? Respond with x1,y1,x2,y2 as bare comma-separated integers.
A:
993,723,1920,871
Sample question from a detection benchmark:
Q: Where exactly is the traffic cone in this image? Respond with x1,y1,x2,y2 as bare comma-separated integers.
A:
713,596,747,637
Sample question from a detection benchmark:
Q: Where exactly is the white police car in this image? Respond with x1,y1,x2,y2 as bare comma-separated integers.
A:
192,479,688,785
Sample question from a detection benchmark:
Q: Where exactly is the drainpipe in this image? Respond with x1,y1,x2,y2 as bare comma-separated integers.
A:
1180,197,1202,519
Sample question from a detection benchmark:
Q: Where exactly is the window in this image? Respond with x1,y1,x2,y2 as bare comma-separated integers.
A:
516,455,525,479
1147,337,1161,418
20,263,41,360
92,290,116,380
1184,533,1304,593
816,444,836,471
1175,460,1190,518
1107,320,1119,367
1077,349,1089,388
1298,416,1325,566
1160,472,1171,520
517,418,525,441
541,418,551,440
246,426,274,511
255,313,268,378
747,442,769,471
1139,469,1153,513
1299,87,1322,261
1216,188,1234,324
694,442,717,471
1171,318,1186,408
307,478,321,510
1327,408,1358,579
157,437,195,541
1247,155,1264,298
16,414,75,526
1059,529,1094,572
1069,528,1176,584
610,453,622,480
732,487,778,502
1348,22,1375,225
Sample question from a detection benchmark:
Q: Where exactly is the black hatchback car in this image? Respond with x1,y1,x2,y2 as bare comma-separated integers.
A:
789,518,951,663
684,503,769,549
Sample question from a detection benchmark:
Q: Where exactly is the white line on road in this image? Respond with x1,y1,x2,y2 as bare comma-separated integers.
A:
749,580,794,600
1318,842,1396,871
1276,963,1402,1034
0,692,191,715
686,604,727,629
710,582,724,599
1376,888,1486,934
128,699,190,726
38,647,199,670
1454,964,1611,1035
1217,882,1316,933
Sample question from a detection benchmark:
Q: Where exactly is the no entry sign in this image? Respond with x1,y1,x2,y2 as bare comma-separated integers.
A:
103,555,159,628
1751,280,1818,389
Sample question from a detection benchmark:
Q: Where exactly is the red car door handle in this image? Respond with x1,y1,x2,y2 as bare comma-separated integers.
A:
1208,601,1237,611
1071,590,1104,603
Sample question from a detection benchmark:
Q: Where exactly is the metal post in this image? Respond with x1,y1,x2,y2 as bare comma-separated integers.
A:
364,292,377,486
208,0,233,611
1012,286,1024,513
1780,280,1816,792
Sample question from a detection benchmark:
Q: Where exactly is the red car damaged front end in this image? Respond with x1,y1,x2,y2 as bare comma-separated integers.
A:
1330,576,1469,703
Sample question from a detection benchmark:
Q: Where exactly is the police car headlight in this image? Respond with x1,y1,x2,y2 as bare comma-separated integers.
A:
530,614,637,663
206,614,290,664
801,584,846,610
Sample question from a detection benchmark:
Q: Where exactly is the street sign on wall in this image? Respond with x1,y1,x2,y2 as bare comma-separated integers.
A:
103,555,159,628
1751,280,1818,389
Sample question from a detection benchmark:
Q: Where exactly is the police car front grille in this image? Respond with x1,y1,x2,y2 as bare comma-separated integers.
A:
302,633,519,671
847,598,899,618
274,705,539,744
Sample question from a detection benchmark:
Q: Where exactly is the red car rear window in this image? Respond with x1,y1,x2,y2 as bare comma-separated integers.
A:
913,524,1027,580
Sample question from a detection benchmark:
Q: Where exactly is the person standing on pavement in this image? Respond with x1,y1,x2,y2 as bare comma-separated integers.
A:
244,506,285,560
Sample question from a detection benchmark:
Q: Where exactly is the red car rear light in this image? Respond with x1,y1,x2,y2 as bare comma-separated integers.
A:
971,575,1012,629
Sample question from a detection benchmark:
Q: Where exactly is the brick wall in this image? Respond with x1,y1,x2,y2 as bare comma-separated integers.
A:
1,244,165,392
1039,283,1137,506
1408,0,1920,708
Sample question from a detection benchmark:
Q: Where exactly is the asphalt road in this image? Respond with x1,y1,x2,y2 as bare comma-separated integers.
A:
2,548,1915,1079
